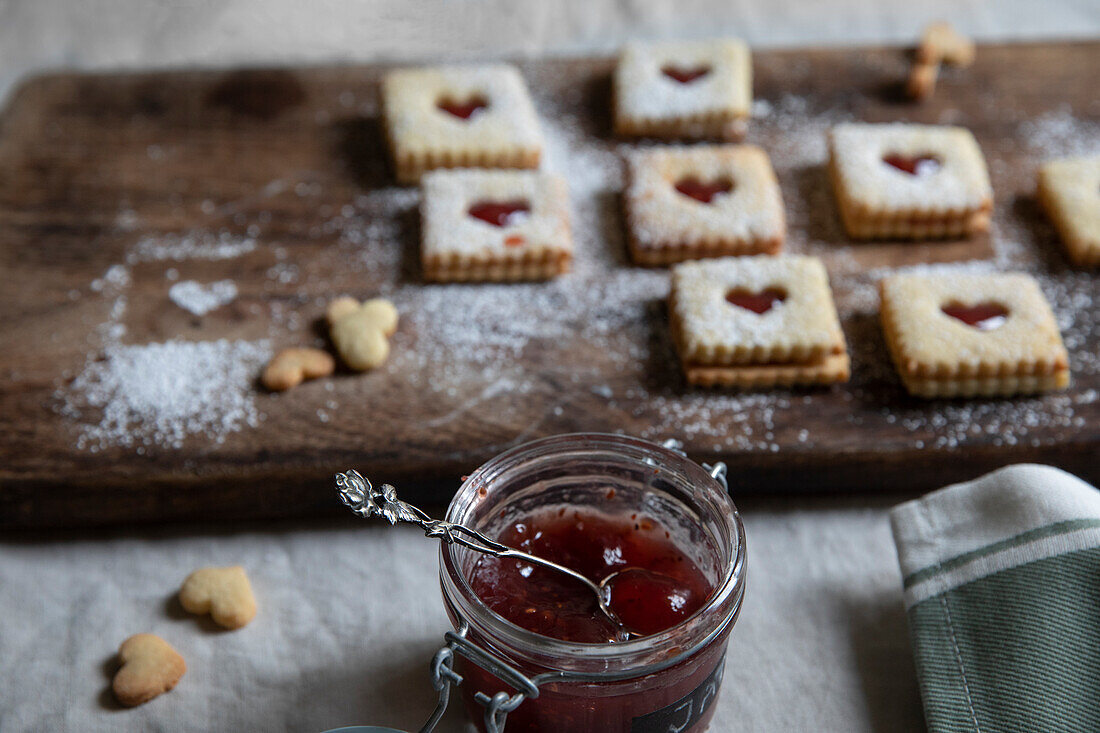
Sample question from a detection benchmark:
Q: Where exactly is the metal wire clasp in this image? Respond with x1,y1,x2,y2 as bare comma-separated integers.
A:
419,624,538,733
661,438,729,491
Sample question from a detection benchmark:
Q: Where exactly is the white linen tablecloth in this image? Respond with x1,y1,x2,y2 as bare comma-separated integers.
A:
1,497,923,732
1,1,1097,731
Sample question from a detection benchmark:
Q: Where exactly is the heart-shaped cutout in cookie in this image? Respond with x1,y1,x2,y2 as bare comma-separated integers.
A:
941,302,1009,330
113,634,187,707
674,177,734,204
726,287,787,314
437,94,488,120
882,153,942,176
179,566,257,629
468,200,531,227
661,64,712,84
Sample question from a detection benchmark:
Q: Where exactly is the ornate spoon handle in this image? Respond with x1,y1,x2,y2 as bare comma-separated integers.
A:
335,469,611,610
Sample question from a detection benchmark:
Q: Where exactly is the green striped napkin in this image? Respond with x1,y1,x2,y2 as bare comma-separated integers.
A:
891,464,1100,733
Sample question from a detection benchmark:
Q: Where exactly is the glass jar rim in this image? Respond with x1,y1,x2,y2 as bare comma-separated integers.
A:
440,433,747,675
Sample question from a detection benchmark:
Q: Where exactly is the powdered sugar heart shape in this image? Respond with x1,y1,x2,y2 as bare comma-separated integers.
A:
661,64,711,84
437,95,488,119
468,200,531,227
112,633,186,707
726,288,787,314
168,279,237,316
882,154,942,176
179,566,257,629
674,177,734,204
941,302,1009,331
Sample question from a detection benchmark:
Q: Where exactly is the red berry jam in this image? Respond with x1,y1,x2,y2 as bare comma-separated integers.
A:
437,95,489,119
942,302,1009,330
882,153,942,176
674,176,733,204
725,287,787,314
468,200,531,227
661,64,712,84
469,507,714,643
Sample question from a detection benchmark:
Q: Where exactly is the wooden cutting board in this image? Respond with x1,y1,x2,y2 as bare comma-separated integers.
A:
1,41,1097,528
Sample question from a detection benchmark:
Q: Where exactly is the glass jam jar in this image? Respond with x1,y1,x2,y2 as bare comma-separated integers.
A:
439,433,747,733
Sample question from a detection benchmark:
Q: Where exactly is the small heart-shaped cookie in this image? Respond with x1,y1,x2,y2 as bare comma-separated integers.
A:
261,347,335,391
113,633,186,707
179,566,257,630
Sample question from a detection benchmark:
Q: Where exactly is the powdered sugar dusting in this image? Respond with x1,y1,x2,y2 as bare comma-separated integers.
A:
1019,106,1100,159
169,280,238,316
56,62,1100,462
61,338,270,451
127,231,257,263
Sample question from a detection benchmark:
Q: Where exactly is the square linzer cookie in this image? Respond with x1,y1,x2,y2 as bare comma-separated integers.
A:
1037,156,1100,267
828,123,993,240
614,39,752,140
625,145,786,265
420,169,572,282
879,272,1070,398
669,255,849,388
383,64,543,184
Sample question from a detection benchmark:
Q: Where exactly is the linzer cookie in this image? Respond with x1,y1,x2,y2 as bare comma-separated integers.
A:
1037,156,1100,267
669,255,849,387
382,65,543,184
625,145,786,265
828,123,993,239
421,169,572,282
880,271,1070,398
614,39,752,140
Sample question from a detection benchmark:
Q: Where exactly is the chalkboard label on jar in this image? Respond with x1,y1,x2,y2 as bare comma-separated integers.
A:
630,656,725,733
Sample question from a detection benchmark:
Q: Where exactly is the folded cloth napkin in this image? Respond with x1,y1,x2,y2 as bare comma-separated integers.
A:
891,464,1100,733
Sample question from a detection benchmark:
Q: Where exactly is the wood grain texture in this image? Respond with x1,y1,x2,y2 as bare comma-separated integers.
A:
0,42,1097,528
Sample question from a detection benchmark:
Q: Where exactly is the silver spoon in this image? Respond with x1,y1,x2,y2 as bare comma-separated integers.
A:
335,469,633,634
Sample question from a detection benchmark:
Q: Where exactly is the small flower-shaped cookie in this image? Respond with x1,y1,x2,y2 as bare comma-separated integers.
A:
326,297,399,371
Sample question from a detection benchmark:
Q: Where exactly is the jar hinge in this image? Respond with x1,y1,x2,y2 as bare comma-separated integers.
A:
419,624,538,733
660,438,729,491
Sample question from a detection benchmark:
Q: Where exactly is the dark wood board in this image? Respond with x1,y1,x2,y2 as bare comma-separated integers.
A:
1,42,1098,529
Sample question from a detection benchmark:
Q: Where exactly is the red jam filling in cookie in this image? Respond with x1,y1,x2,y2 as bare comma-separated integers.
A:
941,302,1009,330
437,95,489,120
882,153,942,176
469,507,713,642
674,177,734,204
725,287,787,314
468,200,530,227
661,64,712,84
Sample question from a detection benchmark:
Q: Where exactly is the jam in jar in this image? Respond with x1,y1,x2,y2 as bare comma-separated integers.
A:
470,506,714,642
440,434,746,733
